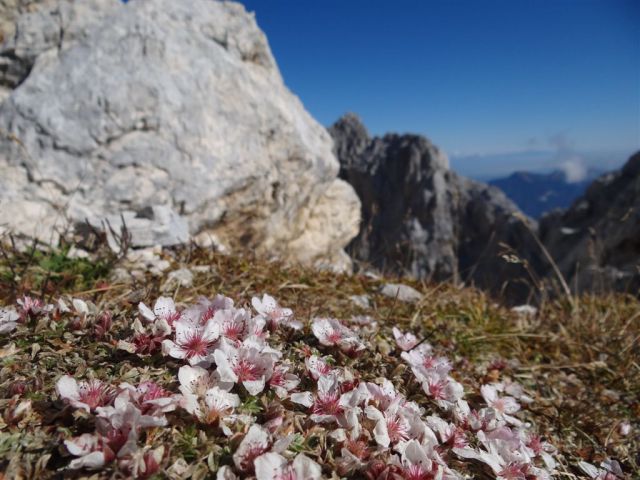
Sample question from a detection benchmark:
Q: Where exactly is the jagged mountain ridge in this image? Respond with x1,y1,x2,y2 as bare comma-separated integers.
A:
329,113,543,301
331,113,640,300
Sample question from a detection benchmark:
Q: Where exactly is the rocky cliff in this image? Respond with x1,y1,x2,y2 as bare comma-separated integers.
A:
330,113,542,299
0,0,360,271
539,152,640,293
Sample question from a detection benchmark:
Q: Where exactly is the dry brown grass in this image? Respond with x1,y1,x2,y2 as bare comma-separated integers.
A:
0,243,637,478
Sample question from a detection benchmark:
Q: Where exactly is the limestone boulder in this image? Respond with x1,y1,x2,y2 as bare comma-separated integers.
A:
0,0,360,269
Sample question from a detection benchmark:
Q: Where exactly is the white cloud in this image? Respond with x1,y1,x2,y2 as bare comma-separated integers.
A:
558,156,587,183
548,132,587,183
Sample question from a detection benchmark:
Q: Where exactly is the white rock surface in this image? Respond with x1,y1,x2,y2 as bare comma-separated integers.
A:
0,0,360,270
380,283,424,303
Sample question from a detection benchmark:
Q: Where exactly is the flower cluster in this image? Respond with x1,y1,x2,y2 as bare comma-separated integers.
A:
56,376,175,476
2,290,626,479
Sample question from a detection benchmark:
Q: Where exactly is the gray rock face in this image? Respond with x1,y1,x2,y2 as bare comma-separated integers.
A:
330,113,457,280
330,114,541,300
539,152,640,293
84,205,190,251
0,0,360,270
452,175,543,299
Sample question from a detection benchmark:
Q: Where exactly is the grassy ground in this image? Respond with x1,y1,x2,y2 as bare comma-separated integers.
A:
0,242,637,478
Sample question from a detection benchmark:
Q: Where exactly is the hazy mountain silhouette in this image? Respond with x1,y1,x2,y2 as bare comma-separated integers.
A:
489,169,602,218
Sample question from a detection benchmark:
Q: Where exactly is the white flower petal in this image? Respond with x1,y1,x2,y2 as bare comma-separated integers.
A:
68,451,107,470
217,465,239,480
56,375,80,402
213,349,238,383
255,452,287,480
243,377,266,396
293,454,322,480
72,299,89,315
290,392,314,407
154,297,176,318
138,302,156,322
64,434,98,456
233,424,270,471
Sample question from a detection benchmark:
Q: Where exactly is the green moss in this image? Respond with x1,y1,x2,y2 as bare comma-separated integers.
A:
34,247,111,291
239,396,263,415
0,243,113,297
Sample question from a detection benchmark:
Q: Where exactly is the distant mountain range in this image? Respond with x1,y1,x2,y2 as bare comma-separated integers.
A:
489,169,603,218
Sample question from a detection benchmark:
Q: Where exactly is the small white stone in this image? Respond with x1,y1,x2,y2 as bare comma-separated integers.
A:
380,283,423,303
162,268,194,290
511,305,538,316
349,294,370,309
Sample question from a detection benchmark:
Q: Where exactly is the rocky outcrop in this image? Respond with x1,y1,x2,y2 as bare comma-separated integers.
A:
330,113,457,279
0,0,360,270
330,113,542,299
539,152,640,293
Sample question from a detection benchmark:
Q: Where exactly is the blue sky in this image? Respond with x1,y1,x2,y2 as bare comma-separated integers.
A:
242,0,639,178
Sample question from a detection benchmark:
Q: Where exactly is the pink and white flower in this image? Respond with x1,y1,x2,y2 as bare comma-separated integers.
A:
453,399,485,432
427,415,468,449
310,374,344,423
312,317,365,355
309,374,362,434
118,381,178,416
392,439,442,480
233,425,272,473
178,365,226,397
212,307,267,344
362,379,402,410
56,375,114,412
214,340,278,395
139,296,181,327
180,295,234,326
521,433,556,470
422,374,464,409
17,295,46,320
401,344,452,380
305,355,337,380
454,429,549,480
120,445,164,479
96,395,168,431
336,439,372,475
65,433,114,470
65,394,166,472
392,327,419,351
182,386,241,433
481,384,522,425
218,308,250,342
252,294,300,330
365,401,412,447
177,366,240,433
268,363,300,399
162,318,220,366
